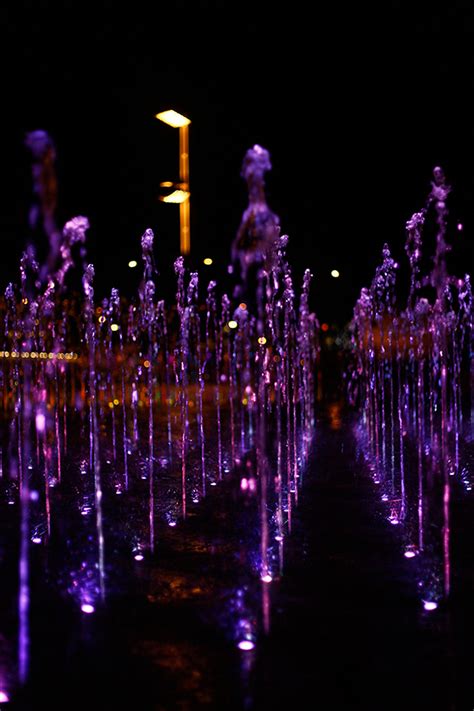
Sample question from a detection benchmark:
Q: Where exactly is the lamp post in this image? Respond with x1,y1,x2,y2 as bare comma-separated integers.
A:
155,109,191,255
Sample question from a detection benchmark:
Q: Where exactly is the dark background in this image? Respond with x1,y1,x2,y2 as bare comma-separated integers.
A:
0,1,473,325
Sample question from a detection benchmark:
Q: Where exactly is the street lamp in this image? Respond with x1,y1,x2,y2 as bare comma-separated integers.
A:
155,109,191,255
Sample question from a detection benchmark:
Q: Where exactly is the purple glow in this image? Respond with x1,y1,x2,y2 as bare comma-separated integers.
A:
0,691,9,703
35,412,46,432
261,574,272,583
81,603,95,614
423,601,438,611
134,553,144,561
457,222,463,231
31,536,42,545
237,640,255,651
404,550,416,559
240,478,248,491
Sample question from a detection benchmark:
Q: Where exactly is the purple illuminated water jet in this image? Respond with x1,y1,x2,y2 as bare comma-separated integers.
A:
349,165,472,608
0,141,319,701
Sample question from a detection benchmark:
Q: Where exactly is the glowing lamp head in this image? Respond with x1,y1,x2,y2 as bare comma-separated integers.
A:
81,603,95,614
110,324,119,332
203,257,213,266
0,691,9,703
423,600,438,611
331,269,340,278
261,573,272,583
134,553,144,561
155,109,191,127
160,189,190,204
228,320,238,329
128,260,137,268
257,336,267,345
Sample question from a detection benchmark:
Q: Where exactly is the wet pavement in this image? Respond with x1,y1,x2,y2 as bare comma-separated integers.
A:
4,400,474,710
255,402,473,710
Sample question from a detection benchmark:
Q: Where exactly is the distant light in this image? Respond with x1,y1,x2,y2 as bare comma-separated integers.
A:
111,324,119,332
258,336,267,345
81,603,95,614
404,550,416,559
241,478,248,491
31,536,42,544
160,189,190,204
331,269,340,278
239,303,247,310
203,257,213,266
0,691,9,703
228,320,238,329
0,350,78,361
113,399,119,406
155,109,191,128
134,553,144,561
423,601,438,611
457,223,463,231
168,520,177,527
261,573,272,583
321,323,329,332
238,640,255,651
143,360,151,368
160,181,174,188
128,260,138,268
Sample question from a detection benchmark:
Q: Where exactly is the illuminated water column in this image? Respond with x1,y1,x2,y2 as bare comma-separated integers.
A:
155,109,191,255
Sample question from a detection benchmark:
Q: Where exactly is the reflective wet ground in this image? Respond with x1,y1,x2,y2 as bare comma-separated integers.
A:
2,397,473,710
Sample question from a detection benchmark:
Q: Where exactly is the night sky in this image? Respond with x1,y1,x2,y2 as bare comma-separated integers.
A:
1,1,473,324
